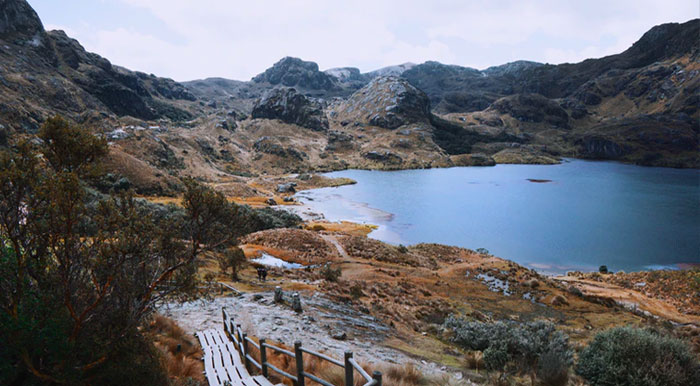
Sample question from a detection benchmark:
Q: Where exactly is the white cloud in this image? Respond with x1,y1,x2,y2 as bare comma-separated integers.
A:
37,0,699,81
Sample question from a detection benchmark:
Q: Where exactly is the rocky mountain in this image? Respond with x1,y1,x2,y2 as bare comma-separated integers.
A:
251,57,343,95
0,0,698,197
0,0,199,134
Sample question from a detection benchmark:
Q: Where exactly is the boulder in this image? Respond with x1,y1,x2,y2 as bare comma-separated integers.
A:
330,330,347,341
276,182,297,193
251,87,329,131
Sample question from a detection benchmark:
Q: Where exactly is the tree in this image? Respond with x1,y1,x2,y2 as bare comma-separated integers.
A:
0,117,246,384
217,247,247,281
38,115,108,177
576,326,700,386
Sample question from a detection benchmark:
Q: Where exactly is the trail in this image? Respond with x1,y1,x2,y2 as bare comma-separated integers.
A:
320,233,351,259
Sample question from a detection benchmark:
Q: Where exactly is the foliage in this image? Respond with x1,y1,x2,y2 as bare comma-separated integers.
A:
397,244,408,253
320,265,342,282
475,248,490,255
38,115,108,177
248,206,302,231
599,265,608,274
576,326,700,386
443,317,573,384
349,283,364,299
216,247,247,281
0,117,245,385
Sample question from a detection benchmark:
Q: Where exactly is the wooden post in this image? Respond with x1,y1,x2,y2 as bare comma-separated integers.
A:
260,338,268,377
222,308,227,333
372,371,382,386
344,352,354,386
242,333,250,373
236,324,242,351
294,341,305,386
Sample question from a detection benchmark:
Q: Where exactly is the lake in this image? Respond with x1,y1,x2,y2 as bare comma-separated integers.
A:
294,159,700,274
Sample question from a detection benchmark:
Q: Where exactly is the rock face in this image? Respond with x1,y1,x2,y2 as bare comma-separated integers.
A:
0,0,44,38
251,87,329,131
335,76,431,129
0,1,198,131
490,93,569,128
252,57,339,92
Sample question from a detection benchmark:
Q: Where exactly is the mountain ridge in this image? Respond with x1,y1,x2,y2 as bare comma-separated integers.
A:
0,0,698,197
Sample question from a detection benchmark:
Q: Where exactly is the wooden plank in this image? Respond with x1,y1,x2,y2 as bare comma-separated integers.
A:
203,347,220,386
219,341,242,383
212,345,232,385
252,375,275,386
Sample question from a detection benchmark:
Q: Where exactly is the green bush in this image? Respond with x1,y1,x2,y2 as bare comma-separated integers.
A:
599,265,608,274
397,244,408,253
443,317,573,383
320,265,342,282
576,326,700,386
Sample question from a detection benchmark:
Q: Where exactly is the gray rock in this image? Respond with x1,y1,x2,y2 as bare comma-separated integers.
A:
276,182,297,193
252,87,329,131
330,330,347,340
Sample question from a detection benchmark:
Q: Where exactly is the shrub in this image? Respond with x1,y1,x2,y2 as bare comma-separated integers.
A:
349,283,364,299
320,265,342,282
598,265,608,274
443,317,573,383
397,244,408,253
576,326,700,386
476,248,490,255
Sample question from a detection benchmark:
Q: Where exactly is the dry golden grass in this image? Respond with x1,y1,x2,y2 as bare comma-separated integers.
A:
304,221,378,237
243,339,434,386
147,314,204,385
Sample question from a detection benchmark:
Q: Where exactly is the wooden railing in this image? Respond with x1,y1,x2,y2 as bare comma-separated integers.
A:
222,307,382,386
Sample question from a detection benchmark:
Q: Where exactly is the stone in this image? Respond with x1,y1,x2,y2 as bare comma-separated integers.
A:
265,198,277,206
330,330,347,340
276,182,297,193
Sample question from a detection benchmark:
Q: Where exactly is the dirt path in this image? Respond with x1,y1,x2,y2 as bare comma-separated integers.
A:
320,233,350,259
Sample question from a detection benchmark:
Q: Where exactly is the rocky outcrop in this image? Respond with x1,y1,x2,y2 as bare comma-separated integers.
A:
576,136,628,159
490,93,569,129
252,57,339,92
335,76,431,129
251,87,328,131
363,150,403,164
253,136,307,161
0,0,44,38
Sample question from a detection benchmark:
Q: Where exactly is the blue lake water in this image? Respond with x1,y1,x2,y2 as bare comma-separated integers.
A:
295,159,700,274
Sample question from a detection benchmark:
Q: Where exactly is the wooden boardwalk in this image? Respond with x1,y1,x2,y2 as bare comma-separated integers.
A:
197,307,382,386
196,328,278,386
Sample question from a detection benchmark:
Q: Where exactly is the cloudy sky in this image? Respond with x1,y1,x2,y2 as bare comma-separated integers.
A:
29,0,698,82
